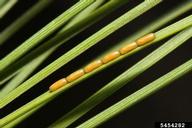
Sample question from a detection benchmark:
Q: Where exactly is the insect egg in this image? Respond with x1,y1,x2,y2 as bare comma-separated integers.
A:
49,33,156,92
119,42,138,54
66,69,85,82
102,51,121,64
136,33,155,46
49,78,68,92
84,60,103,73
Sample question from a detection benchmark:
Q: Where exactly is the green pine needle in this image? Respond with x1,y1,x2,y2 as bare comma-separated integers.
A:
0,0,17,18
51,26,192,128
101,1,192,55
0,0,95,71
78,57,192,128
1,14,191,128
0,0,7,8
0,0,106,98
0,0,128,85
1,1,191,127
0,0,161,108
0,0,53,45
0,51,50,98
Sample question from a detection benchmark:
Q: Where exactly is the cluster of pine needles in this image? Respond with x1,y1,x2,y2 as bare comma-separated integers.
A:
0,0,192,127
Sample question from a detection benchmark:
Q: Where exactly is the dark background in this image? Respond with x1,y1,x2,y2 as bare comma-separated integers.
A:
0,0,192,128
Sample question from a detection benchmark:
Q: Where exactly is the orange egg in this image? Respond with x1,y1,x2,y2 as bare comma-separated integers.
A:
84,60,103,73
66,69,85,82
136,33,155,46
119,42,138,54
49,33,156,92
102,51,121,64
49,78,68,92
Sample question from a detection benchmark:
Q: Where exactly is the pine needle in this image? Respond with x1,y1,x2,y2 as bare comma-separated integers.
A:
0,0,17,19
50,26,192,128
0,1,191,127
0,0,106,98
0,0,128,85
0,0,161,108
0,51,50,98
62,0,106,31
1,15,190,128
0,0,95,71
0,0,7,8
78,58,192,128
0,0,53,45
102,0,192,55
2,103,45,128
